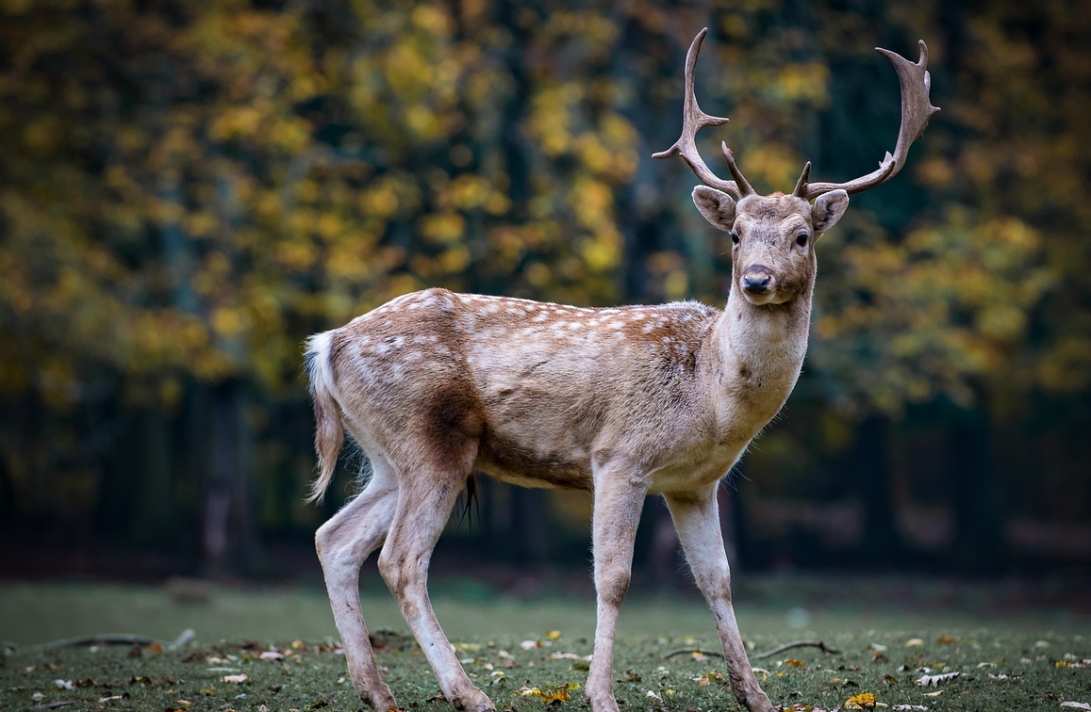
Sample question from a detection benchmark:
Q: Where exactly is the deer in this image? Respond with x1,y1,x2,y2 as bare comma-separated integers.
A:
306,28,938,712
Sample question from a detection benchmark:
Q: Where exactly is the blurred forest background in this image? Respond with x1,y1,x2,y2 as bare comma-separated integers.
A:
1,0,1089,584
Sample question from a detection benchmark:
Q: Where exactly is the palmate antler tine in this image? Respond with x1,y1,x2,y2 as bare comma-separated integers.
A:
801,40,940,200
652,28,752,199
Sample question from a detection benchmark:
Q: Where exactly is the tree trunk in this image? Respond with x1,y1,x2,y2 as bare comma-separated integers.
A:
132,406,175,547
509,487,550,562
949,393,1006,571
203,380,258,579
854,415,904,562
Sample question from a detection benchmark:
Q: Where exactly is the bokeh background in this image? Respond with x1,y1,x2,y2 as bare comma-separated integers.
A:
1,0,1089,594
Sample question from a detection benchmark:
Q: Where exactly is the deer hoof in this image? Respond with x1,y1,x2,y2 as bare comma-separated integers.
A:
451,689,495,712
586,694,621,712
361,687,397,712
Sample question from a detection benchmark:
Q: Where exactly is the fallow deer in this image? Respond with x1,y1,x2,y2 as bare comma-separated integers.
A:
307,28,938,712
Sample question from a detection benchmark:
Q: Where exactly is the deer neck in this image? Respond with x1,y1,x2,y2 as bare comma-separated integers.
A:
707,282,814,415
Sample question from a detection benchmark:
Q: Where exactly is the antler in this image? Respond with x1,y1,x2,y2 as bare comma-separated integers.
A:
652,28,754,199
794,40,940,200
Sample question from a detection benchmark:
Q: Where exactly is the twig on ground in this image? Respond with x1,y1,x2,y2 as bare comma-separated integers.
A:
664,648,724,660
664,640,840,661
14,629,195,654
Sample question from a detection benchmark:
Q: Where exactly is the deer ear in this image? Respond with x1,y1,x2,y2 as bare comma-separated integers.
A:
692,186,737,232
813,189,849,236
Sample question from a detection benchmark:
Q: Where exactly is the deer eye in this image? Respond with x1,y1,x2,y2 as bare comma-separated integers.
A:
795,231,809,247
730,231,739,245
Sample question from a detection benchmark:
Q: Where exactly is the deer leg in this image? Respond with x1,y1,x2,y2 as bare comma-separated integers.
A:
377,462,493,712
585,468,647,712
315,457,400,711
665,486,774,712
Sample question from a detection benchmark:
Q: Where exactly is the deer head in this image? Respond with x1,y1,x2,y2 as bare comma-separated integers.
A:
654,28,939,306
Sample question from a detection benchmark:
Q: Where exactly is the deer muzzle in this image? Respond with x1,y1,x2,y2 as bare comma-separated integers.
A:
741,265,774,296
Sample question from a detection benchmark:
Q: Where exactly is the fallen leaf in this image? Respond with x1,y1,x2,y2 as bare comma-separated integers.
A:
537,687,570,704
1060,704,1091,711
845,692,876,709
260,651,285,661
645,690,663,703
546,631,562,640
692,671,723,686
915,672,960,686
891,706,928,711
222,674,250,684
936,635,959,645
519,640,540,650
905,638,924,647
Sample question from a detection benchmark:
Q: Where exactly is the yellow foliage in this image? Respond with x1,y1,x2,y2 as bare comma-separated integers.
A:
211,306,246,339
421,212,466,244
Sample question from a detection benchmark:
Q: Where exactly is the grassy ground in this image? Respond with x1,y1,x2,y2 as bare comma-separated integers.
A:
1,579,1089,711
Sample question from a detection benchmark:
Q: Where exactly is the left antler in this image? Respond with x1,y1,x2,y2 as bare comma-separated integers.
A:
794,40,940,199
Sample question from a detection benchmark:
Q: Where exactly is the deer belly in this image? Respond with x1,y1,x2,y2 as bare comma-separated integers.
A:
474,431,593,491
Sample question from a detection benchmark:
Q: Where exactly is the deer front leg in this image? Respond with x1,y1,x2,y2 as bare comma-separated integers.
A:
665,486,774,712
586,467,647,712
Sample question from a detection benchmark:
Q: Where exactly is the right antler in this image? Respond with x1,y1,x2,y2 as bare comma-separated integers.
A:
652,28,754,199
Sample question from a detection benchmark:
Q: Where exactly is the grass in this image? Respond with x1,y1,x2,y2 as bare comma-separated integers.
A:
1,579,1089,711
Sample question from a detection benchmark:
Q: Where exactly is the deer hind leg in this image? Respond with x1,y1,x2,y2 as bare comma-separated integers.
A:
665,486,774,712
377,439,493,712
315,455,400,711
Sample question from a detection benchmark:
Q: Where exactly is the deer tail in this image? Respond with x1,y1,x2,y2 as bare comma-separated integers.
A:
303,330,344,504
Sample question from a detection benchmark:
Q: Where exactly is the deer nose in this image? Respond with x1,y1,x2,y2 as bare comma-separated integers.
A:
742,266,773,295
